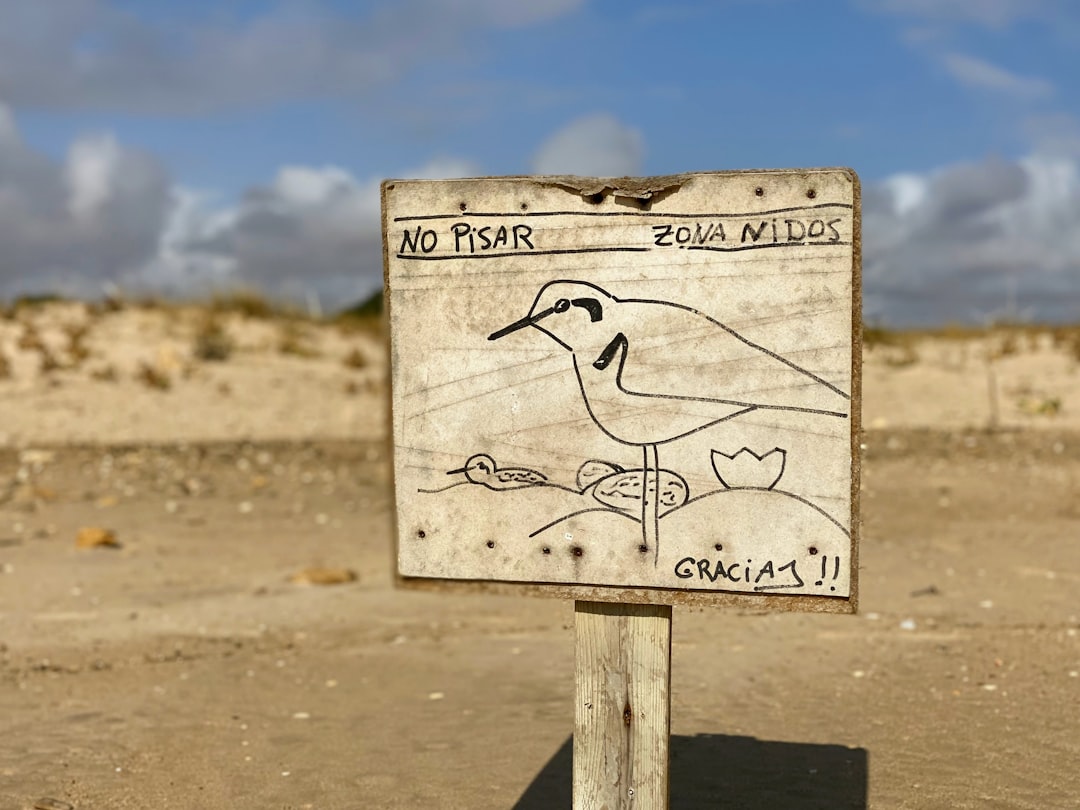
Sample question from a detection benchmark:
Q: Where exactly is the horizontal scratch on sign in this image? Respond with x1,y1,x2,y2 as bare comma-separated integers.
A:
392,202,854,222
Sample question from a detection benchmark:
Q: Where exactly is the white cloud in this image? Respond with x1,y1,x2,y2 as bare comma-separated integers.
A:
864,153,1080,324
531,113,644,177
6,91,1077,325
147,157,480,306
0,105,171,299
942,53,1054,101
0,0,585,113
0,92,485,307
66,133,124,221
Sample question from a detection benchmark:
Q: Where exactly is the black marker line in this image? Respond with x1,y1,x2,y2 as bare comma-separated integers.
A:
393,202,854,222
573,353,761,447
679,486,850,537
755,560,806,591
615,288,852,400
417,482,468,494
601,323,849,413
710,447,787,491
396,241,850,261
646,444,660,565
396,246,650,261
528,508,639,538
685,240,852,253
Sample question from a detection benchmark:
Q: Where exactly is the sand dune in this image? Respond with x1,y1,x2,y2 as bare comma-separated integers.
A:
1,302,1078,808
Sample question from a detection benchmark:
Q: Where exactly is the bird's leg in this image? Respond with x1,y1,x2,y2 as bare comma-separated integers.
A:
641,444,660,565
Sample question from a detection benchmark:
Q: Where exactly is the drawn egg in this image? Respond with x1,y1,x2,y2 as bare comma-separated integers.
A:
587,469,689,516
576,459,624,491
710,447,787,490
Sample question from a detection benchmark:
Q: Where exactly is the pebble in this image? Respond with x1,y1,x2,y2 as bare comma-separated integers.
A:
899,619,917,631
33,799,74,810
979,600,994,609
75,526,119,549
238,501,253,514
288,567,357,586
428,692,445,701
292,712,311,720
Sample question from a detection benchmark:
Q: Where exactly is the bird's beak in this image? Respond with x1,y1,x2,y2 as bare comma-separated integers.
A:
488,306,555,341
446,465,470,475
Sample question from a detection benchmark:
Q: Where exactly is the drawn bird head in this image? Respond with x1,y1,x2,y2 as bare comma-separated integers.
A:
488,281,616,358
447,453,496,484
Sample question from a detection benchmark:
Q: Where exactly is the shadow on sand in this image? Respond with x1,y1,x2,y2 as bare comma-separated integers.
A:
513,733,868,809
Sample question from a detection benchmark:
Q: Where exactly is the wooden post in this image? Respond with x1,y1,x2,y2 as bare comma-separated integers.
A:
574,601,672,809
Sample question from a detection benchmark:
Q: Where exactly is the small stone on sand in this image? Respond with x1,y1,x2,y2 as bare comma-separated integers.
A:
288,567,358,586
75,527,119,549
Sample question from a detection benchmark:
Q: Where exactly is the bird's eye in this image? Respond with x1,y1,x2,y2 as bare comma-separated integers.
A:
554,298,571,313
477,462,489,472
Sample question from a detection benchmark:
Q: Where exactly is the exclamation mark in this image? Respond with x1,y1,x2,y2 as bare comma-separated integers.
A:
831,556,840,592
815,555,827,586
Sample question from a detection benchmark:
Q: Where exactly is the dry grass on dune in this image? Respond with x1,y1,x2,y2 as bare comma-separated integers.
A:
2,292,1080,444
0,292,387,445
862,322,1080,430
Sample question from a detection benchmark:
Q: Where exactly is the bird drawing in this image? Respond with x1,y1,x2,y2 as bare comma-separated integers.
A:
488,279,850,562
446,453,549,490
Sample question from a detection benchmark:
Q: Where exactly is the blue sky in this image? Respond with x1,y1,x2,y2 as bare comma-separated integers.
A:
1,0,1078,323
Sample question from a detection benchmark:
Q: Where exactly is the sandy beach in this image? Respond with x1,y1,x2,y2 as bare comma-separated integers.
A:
1,302,1078,808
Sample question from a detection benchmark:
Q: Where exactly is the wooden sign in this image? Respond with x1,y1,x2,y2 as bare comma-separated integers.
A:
383,170,860,611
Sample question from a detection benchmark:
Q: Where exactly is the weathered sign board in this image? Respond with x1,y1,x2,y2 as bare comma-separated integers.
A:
383,170,860,611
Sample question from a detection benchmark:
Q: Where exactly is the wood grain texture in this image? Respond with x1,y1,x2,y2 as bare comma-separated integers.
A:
574,601,672,810
385,169,861,608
